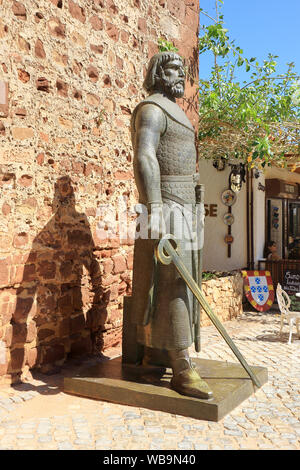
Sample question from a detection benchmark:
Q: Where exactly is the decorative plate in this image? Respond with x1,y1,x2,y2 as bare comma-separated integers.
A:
223,213,234,225
221,189,237,206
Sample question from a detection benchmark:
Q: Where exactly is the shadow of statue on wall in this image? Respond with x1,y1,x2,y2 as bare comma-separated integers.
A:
8,176,109,382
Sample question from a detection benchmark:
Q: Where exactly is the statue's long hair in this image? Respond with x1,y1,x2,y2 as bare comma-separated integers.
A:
143,51,183,93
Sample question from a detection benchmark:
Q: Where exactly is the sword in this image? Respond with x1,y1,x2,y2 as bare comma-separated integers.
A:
155,235,261,388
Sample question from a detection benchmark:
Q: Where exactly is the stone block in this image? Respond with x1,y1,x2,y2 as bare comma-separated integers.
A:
112,254,126,274
0,260,9,287
12,1,27,20
0,81,8,117
35,39,46,59
12,127,34,140
89,15,103,31
10,347,25,371
26,347,38,368
68,0,86,23
48,17,66,38
13,297,33,323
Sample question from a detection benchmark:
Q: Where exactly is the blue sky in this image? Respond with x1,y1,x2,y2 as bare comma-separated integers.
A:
199,0,300,82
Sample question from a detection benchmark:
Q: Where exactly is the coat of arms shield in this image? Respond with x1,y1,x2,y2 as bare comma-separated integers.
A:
242,270,275,312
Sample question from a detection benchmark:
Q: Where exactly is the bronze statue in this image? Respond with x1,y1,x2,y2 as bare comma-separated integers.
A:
128,52,213,400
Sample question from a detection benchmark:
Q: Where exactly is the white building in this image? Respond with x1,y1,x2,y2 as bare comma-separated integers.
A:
198,159,300,273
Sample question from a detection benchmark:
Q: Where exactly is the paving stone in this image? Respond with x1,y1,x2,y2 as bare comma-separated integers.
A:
112,425,126,432
224,429,243,437
224,423,238,431
74,439,92,445
0,398,13,406
95,438,113,447
146,425,163,433
0,311,299,450
149,443,163,450
192,424,205,431
194,443,209,450
38,436,52,443
0,403,14,412
177,441,194,450
258,425,274,433
182,424,192,430
281,433,297,439
19,393,35,402
75,434,92,441
123,412,140,419
57,442,74,450
37,427,52,435
150,437,164,445
258,443,276,450
13,397,25,405
164,428,179,435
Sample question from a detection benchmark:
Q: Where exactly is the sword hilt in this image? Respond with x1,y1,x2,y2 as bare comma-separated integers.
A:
155,234,181,266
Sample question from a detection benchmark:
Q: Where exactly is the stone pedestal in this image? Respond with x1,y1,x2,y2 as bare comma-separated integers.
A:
64,356,267,422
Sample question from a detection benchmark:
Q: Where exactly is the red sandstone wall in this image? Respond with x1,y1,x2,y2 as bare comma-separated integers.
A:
0,0,199,384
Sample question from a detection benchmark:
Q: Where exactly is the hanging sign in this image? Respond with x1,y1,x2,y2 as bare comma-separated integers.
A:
242,270,275,312
283,270,300,295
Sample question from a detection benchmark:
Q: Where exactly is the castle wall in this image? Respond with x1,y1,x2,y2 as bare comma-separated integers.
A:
0,0,200,383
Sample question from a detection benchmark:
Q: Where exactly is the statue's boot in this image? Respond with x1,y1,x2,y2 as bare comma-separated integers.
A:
169,349,213,400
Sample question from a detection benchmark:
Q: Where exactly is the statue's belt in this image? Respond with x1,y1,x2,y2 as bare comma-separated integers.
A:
160,174,200,212
161,174,199,183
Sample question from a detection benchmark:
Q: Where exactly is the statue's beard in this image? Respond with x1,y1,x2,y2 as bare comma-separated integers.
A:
159,78,185,98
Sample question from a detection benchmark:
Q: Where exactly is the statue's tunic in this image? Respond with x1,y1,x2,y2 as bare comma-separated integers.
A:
130,93,199,351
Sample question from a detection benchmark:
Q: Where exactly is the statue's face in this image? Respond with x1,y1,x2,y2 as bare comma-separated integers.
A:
159,58,185,98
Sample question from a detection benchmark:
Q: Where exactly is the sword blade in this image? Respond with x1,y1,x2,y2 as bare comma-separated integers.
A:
156,237,261,388
195,183,205,353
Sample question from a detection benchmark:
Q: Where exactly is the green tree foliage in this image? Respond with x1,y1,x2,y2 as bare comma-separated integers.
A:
198,1,300,170
158,38,179,53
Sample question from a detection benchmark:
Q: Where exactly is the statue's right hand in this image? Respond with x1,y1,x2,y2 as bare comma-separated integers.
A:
148,204,166,239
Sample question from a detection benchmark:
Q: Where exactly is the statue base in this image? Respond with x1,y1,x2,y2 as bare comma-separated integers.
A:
64,356,267,422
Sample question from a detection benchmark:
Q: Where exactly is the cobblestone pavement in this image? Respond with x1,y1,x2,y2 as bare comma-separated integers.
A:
0,310,299,450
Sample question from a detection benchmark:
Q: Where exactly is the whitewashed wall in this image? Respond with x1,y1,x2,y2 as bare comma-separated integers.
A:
199,161,300,272
252,172,266,263
198,160,248,271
